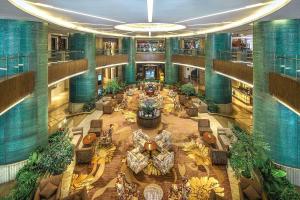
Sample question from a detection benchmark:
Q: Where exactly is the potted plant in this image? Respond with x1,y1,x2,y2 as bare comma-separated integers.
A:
179,83,195,105
105,79,122,96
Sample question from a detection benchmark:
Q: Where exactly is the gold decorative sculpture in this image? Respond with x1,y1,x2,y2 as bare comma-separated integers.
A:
188,177,224,200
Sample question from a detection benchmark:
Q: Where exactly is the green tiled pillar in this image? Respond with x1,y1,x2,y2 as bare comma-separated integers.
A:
0,20,48,164
122,37,136,84
69,33,96,103
205,33,232,113
253,20,300,175
165,38,179,84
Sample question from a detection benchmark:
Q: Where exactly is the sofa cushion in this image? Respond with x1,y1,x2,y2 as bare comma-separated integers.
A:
243,185,261,200
40,182,58,199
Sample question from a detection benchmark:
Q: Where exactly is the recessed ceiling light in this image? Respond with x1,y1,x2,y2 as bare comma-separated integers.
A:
25,1,125,23
175,2,272,23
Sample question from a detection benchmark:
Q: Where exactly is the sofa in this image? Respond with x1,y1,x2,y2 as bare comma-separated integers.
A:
63,187,88,200
132,129,150,151
127,147,149,174
198,119,213,136
95,96,112,111
153,151,174,175
185,106,198,117
88,119,103,137
75,141,95,164
34,175,62,200
217,128,237,151
154,130,172,151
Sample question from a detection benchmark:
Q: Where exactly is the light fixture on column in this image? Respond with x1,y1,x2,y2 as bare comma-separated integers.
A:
147,0,153,23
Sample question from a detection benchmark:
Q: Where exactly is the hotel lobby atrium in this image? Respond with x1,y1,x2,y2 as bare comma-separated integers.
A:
1,0,300,199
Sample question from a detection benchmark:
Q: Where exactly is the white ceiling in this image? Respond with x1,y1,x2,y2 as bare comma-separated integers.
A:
0,0,299,37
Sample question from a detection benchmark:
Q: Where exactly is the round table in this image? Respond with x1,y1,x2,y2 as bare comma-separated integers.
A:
202,132,217,147
144,184,163,200
83,133,97,147
144,140,158,157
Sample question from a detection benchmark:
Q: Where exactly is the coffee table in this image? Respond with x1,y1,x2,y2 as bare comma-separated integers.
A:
144,140,158,157
83,133,97,147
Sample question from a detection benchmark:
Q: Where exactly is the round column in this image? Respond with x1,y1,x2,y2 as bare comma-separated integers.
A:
69,33,96,105
165,37,179,84
253,19,300,185
0,19,48,165
122,37,136,84
205,33,232,114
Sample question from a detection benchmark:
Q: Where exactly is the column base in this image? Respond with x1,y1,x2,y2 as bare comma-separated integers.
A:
217,103,232,115
275,163,300,186
0,160,27,184
69,103,84,113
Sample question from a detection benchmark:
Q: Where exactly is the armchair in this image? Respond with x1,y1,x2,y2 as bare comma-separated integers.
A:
132,129,150,150
88,119,103,137
127,148,149,174
153,151,174,175
154,130,172,151
34,175,62,200
103,101,114,114
75,144,95,164
198,119,213,136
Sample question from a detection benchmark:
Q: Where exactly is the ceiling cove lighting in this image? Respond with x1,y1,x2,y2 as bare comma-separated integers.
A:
147,0,154,23
25,1,125,23
215,71,254,87
48,70,88,87
96,63,128,70
176,2,272,23
115,23,186,32
273,97,300,116
9,0,129,37
70,22,113,26
188,22,233,27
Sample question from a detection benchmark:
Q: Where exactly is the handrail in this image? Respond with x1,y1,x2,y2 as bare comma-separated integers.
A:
48,50,85,63
96,49,127,56
173,48,205,56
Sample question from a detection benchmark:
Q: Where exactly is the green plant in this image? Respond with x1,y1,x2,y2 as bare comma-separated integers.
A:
260,160,300,200
105,79,121,94
180,83,195,96
39,130,74,175
197,91,206,102
206,100,219,113
83,101,95,112
229,127,269,178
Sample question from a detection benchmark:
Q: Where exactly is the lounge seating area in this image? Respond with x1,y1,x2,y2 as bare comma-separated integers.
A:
127,129,174,175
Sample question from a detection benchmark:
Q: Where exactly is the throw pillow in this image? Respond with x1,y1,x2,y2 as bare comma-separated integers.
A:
40,182,58,199
243,185,261,200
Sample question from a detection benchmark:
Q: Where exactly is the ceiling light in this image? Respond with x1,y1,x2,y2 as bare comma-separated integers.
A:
175,2,272,23
25,1,125,23
115,23,185,32
147,0,154,23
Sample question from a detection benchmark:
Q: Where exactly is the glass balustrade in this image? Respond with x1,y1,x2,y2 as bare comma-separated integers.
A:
96,49,128,56
0,54,31,79
48,50,85,63
173,48,205,56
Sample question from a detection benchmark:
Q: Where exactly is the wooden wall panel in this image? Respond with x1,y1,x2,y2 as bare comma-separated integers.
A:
96,54,128,66
136,53,165,62
269,72,300,113
171,55,205,67
213,60,253,85
0,72,34,113
48,59,88,85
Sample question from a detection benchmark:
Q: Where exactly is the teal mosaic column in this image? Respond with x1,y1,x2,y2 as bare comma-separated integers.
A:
122,37,136,84
205,33,232,104
69,33,96,103
165,37,179,84
0,20,48,164
253,19,300,169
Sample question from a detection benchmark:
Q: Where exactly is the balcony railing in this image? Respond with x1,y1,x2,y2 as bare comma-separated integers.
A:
96,49,127,56
136,47,165,53
218,50,253,64
48,50,85,63
0,54,32,80
173,48,205,56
